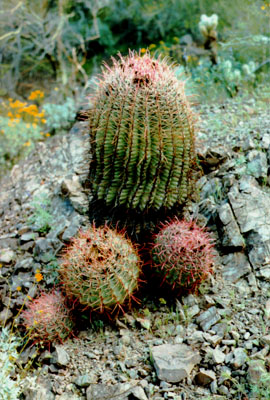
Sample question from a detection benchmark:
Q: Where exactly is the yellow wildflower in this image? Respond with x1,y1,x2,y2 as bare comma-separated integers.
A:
149,43,156,50
140,48,146,54
261,5,265,9
45,133,50,137
33,320,38,325
54,87,59,91
28,90,44,100
27,295,32,300
35,272,43,282
16,286,22,291
37,310,44,314
23,141,31,147
7,111,13,118
7,120,14,127
41,119,47,124
0,263,2,268
32,123,37,128
159,40,165,45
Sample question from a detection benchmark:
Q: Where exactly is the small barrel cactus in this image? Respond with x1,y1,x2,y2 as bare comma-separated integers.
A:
22,291,74,344
152,218,215,292
89,51,196,212
59,226,141,313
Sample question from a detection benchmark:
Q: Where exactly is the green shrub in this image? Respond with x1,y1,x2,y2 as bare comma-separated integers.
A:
43,97,76,131
0,328,22,400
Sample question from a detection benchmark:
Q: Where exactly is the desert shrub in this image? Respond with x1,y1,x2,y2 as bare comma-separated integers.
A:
43,97,76,131
0,328,22,400
28,193,54,233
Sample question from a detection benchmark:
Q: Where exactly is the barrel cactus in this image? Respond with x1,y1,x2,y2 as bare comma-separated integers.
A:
152,219,215,292
89,51,196,212
22,290,74,344
59,226,141,313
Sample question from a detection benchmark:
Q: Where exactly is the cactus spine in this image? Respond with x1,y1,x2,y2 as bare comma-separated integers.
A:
152,219,215,292
22,291,74,344
59,226,141,313
89,52,196,212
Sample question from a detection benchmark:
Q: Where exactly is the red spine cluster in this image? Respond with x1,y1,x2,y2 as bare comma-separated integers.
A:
152,218,215,293
22,290,74,344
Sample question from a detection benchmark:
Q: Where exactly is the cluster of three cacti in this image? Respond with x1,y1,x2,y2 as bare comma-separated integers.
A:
22,52,215,344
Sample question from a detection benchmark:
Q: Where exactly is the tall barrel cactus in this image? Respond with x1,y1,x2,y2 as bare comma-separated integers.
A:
89,51,196,212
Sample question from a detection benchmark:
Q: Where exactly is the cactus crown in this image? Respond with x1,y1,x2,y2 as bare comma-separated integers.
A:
89,51,197,212
59,226,141,313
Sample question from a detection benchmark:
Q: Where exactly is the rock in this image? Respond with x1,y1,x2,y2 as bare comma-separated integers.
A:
62,215,81,241
14,257,34,272
195,369,216,386
52,345,70,367
55,394,82,400
21,232,36,242
61,176,88,214
245,150,267,179
136,317,151,330
247,360,266,384
196,307,221,331
150,344,201,383
218,202,245,249
74,373,97,387
231,348,247,368
221,252,251,283
34,238,54,261
86,382,147,400
23,378,55,400
261,335,270,346
0,248,15,263
212,348,225,364
228,185,270,240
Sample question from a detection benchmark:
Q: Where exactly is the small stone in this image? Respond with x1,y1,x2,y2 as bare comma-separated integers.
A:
62,217,81,242
195,369,216,386
75,373,97,387
21,232,36,242
196,307,220,331
221,252,251,283
52,345,70,367
230,330,240,341
231,347,247,368
261,334,270,346
186,304,200,319
218,385,229,396
0,248,15,264
151,344,201,383
136,317,151,330
212,348,225,364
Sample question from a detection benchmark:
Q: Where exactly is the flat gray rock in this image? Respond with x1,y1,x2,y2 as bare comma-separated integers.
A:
150,344,201,383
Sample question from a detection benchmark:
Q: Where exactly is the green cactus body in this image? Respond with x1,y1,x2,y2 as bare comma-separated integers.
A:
152,219,215,293
59,226,141,313
89,52,196,212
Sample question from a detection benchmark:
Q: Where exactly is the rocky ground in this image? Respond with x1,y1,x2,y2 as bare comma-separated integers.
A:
1,87,270,400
